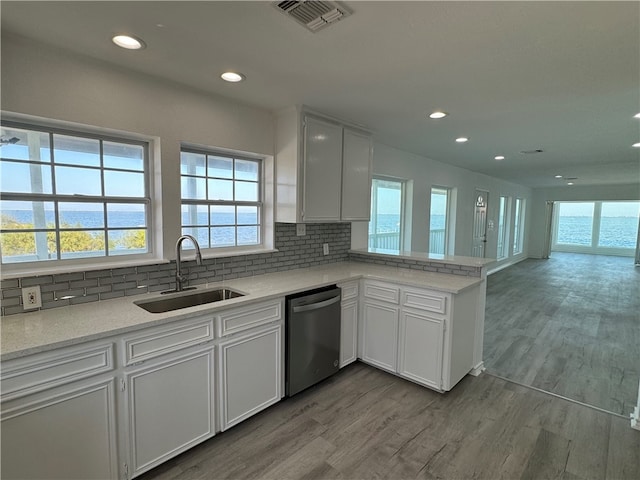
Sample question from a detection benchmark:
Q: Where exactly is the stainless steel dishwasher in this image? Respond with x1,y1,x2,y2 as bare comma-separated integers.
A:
286,286,341,397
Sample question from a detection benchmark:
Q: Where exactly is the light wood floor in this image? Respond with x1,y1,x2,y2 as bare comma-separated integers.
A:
140,362,640,480
484,252,640,416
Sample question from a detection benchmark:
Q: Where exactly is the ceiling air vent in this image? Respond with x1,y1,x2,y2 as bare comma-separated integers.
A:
519,149,544,155
274,1,351,32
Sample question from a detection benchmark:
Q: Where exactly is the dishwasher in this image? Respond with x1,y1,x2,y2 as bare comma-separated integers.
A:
285,285,341,397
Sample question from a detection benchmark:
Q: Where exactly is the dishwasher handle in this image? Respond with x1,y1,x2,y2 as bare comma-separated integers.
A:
291,295,341,313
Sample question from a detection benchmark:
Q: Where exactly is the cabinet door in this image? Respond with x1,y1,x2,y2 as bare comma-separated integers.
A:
125,347,215,477
218,324,282,431
360,301,399,372
341,129,372,221
1,376,118,479
398,309,444,390
302,116,343,221
340,299,358,368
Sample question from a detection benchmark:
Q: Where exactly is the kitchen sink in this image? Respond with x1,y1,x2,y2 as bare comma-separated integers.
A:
135,288,245,313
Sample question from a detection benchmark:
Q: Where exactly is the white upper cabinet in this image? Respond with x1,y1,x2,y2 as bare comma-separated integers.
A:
275,106,373,223
341,128,373,221
303,116,344,221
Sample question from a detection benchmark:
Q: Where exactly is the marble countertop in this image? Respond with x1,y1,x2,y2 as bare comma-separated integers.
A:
1,262,482,361
349,248,495,267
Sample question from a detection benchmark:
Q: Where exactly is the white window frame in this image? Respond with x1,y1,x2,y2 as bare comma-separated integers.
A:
429,186,451,255
179,145,267,255
552,200,640,256
368,176,407,252
497,195,511,260
0,115,159,278
513,197,525,255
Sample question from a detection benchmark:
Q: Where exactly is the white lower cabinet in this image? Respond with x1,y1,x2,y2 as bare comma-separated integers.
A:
340,299,358,367
397,309,445,390
1,375,118,479
360,300,399,372
124,346,215,477
218,324,282,431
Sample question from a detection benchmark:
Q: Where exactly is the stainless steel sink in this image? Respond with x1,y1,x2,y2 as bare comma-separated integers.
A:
135,288,245,313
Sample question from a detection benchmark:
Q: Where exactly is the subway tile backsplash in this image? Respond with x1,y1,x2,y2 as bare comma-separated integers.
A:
0,223,350,316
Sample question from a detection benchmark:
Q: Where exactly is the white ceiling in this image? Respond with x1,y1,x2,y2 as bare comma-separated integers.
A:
2,1,639,188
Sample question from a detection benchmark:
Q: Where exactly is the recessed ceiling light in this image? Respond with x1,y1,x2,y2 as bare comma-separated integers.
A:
221,72,246,83
455,137,469,143
554,175,563,178
567,182,574,185
634,113,640,119
112,34,145,50
633,142,640,148
494,155,505,161
429,111,448,119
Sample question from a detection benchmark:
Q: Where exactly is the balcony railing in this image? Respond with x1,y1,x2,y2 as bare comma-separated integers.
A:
368,229,446,254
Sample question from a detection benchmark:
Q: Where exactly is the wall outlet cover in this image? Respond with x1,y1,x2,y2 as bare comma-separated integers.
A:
323,243,329,255
296,224,306,236
22,285,42,310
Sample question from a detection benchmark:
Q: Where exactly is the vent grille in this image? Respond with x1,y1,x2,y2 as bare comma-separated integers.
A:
519,149,544,154
274,1,351,32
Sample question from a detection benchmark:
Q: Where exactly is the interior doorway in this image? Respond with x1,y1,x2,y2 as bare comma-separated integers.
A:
472,189,488,257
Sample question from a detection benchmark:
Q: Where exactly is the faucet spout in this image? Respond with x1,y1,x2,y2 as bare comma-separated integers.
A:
175,234,203,292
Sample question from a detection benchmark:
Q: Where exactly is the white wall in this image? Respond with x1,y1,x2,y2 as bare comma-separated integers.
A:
353,143,533,265
529,183,640,258
1,33,275,259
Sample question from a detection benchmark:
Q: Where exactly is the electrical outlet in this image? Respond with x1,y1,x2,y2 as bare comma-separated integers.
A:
22,285,42,310
296,224,306,236
323,243,329,255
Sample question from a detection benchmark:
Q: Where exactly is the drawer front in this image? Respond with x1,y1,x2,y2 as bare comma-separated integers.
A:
1,343,114,402
363,282,400,304
218,300,283,337
402,288,448,315
338,281,359,301
123,318,214,366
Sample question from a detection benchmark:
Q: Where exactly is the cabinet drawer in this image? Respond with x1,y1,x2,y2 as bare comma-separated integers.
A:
218,300,283,337
363,282,400,304
123,318,214,366
1,342,114,402
402,288,448,315
338,281,359,301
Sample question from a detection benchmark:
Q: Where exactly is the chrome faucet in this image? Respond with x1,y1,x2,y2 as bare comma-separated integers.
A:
175,235,202,292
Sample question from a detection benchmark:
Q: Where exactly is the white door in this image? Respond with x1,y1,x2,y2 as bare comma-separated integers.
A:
1,376,118,480
397,310,444,390
125,347,215,477
340,299,358,367
472,189,489,257
360,301,399,372
341,128,372,221
218,325,282,431
302,116,343,221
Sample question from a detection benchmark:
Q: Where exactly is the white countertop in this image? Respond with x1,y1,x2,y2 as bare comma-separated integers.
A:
0,262,482,361
349,248,495,267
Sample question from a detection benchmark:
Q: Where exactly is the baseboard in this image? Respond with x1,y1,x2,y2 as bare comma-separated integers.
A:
487,256,529,275
632,406,640,431
469,362,485,376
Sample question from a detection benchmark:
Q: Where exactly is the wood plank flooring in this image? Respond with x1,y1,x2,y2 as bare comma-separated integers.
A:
140,362,640,480
484,252,640,416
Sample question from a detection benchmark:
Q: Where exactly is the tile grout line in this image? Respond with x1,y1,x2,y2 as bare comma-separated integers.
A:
485,371,630,420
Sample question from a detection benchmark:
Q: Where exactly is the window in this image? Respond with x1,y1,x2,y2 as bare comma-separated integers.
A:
553,201,640,255
429,187,450,255
180,147,262,249
497,195,510,259
0,122,150,266
368,178,405,252
513,197,525,254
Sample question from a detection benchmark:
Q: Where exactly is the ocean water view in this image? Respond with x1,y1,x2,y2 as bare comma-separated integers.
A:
0,210,260,247
556,215,638,248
